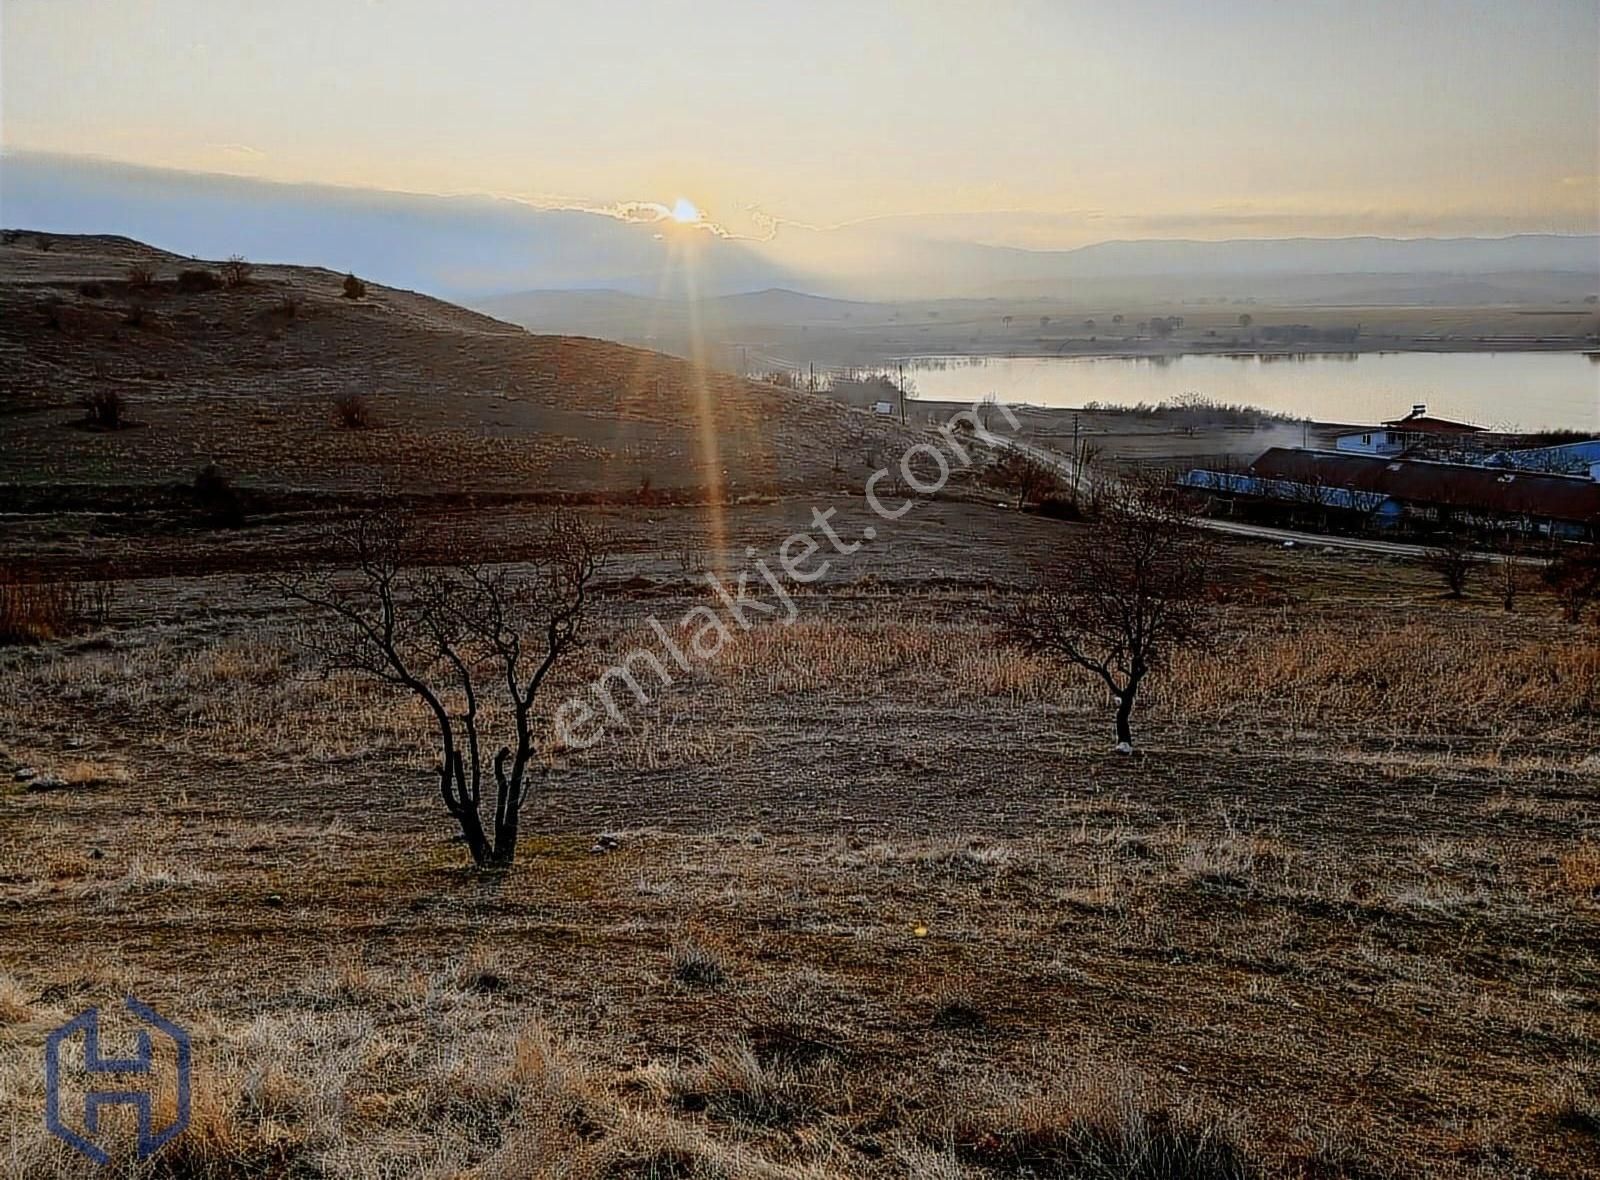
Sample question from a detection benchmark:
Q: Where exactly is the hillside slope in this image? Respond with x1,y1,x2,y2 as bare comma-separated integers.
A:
0,233,911,500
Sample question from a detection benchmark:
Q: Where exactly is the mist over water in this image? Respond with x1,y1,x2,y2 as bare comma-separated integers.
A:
901,351,1600,431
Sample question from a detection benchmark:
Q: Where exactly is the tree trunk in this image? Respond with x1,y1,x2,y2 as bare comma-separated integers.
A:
1113,667,1144,753
489,815,518,869
440,753,492,867
1114,692,1135,752
455,808,491,868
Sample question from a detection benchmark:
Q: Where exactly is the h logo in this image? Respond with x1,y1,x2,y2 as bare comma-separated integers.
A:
44,996,191,1165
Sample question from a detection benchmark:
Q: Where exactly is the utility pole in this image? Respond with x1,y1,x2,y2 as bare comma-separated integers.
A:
898,362,906,425
1072,412,1082,505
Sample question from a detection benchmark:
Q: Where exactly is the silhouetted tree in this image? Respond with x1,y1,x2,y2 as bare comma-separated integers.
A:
1003,480,1216,751
280,513,608,869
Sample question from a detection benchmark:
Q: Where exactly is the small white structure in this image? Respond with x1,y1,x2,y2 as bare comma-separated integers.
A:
872,400,896,416
1335,429,1405,456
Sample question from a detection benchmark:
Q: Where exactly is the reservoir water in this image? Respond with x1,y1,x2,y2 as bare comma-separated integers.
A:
898,352,1599,431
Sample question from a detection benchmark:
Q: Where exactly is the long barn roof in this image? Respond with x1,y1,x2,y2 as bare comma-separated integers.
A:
1248,448,1600,523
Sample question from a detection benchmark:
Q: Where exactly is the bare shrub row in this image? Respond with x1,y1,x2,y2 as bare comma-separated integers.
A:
0,567,114,645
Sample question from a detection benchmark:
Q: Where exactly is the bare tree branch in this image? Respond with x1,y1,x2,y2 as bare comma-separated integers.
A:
999,477,1217,751
277,511,609,869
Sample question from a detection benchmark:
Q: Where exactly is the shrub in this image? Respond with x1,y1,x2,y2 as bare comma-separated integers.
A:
1425,533,1474,599
0,567,114,645
1546,548,1600,624
126,264,156,290
332,393,372,429
193,463,246,528
177,268,223,293
341,273,367,299
77,281,106,299
1035,495,1083,520
81,389,127,430
222,255,253,287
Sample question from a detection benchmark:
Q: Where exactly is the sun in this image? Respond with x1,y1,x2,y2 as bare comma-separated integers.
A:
669,197,702,224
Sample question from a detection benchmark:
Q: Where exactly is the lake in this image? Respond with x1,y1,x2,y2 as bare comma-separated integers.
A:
898,352,1600,432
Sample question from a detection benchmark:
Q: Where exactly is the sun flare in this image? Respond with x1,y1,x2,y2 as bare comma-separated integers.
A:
669,197,701,224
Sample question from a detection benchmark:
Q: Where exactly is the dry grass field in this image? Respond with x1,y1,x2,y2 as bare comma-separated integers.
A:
1,496,1597,1179
2,233,1597,1178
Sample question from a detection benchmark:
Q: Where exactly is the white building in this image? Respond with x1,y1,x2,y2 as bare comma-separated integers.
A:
1335,428,1406,456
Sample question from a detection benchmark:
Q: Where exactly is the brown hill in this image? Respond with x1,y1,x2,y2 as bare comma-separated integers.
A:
0,232,913,501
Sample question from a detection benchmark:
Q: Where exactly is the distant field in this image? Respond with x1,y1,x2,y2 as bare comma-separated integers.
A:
479,289,1600,372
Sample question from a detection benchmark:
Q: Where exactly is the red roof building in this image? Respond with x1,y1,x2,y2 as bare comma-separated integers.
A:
1247,447,1600,536
1381,404,1484,436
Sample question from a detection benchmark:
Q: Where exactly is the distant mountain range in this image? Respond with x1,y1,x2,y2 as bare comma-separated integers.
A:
4,152,1596,303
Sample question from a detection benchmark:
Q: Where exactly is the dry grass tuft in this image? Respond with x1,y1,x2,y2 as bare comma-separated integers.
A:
660,1038,833,1131
953,1066,1258,1180
670,939,731,990
1556,843,1600,900
0,976,33,1025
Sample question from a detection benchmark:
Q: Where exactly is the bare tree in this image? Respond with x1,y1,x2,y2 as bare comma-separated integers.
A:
1496,547,1524,612
1545,547,1600,624
1426,532,1474,599
989,450,1062,510
280,512,607,869
222,255,254,287
1002,481,1216,752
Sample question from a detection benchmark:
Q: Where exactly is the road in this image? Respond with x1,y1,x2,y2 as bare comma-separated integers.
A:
989,433,1548,565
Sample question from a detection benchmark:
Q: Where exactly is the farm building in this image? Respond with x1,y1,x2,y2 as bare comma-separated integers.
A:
1335,404,1485,456
1486,437,1600,476
1335,428,1406,456
1182,447,1600,540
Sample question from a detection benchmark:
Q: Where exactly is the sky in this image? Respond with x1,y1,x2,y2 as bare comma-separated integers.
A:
2,0,1597,248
